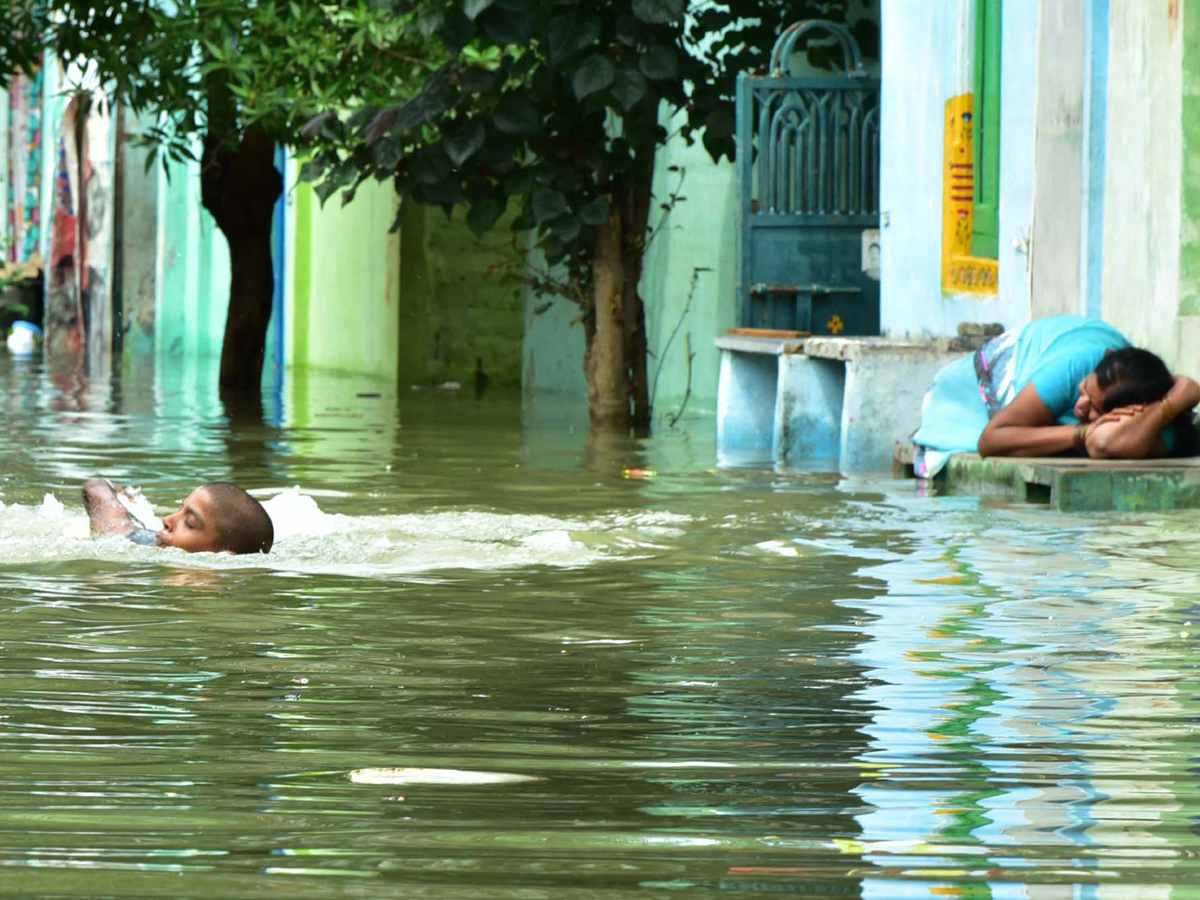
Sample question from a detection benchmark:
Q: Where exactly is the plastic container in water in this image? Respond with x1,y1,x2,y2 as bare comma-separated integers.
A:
6,321,41,355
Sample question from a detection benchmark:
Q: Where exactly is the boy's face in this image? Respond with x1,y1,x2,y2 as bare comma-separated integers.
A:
157,487,223,553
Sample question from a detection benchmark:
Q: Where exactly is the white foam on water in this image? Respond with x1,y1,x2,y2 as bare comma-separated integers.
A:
0,485,692,577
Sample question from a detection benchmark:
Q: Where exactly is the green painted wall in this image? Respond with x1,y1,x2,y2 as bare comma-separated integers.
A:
288,174,400,379
398,202,525,389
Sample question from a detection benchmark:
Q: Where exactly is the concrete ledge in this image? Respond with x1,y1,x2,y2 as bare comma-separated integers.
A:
714,335,805,355
794,335,961,360
894,446,1200,511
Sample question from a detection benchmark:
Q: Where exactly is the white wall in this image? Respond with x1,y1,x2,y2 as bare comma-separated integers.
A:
1100,1,1190,372
1029,0,1086,319
879,0,1040,337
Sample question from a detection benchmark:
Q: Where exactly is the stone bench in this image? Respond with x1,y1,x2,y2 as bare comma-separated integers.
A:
715,334,966,470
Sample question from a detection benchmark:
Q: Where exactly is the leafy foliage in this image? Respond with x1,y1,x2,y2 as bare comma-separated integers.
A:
46,0,441,167
0,2,43,81
301,0,878,291
300,0,703,289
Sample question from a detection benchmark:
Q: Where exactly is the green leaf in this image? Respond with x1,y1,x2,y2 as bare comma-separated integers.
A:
610,68,647,111
492,92,540,134
466,195,505,237
414,179,465,206
505,168,537,196
463,0,494,21
512,202,536,231
571,55,615,101
441,8,476,51
461,65,503,95
638,45,678,81
363,66,457,144
411,147,453,184
532,187,567,224
541,234,566,262
369,134,405,171
631,0,684,25
479,7,532,45
551,215,581,244
442,120,487,166
297,158,326,183
547,12,601,66
579,196,611,226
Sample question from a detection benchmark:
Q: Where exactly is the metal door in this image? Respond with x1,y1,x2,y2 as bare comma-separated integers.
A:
735,21,880,335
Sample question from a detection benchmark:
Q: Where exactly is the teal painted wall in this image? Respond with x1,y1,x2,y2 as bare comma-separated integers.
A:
154,148,230,363
521,113,737,422
115,109,159,356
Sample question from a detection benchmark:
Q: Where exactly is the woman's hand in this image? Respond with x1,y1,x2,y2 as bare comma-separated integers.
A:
1084,403,1169,459
1090,404,1145,426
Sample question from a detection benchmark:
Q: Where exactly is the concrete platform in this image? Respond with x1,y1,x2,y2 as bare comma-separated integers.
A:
715,334,967,470
893,445,1200,511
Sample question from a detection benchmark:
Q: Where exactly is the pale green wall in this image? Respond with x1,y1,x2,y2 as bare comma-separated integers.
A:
288,174,400,379
641,111,737,420
1181,0,1200,320
398,202,525,388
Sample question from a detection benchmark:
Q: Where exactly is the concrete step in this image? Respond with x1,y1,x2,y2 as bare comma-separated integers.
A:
894,445,1200,511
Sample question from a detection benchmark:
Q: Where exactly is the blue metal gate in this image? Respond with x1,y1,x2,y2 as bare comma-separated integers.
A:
735,21,880,335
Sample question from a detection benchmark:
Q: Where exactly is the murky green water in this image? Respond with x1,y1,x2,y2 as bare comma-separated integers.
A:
2,354,1200,898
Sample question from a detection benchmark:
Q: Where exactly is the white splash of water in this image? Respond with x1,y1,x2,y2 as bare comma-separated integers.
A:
0,485,691,577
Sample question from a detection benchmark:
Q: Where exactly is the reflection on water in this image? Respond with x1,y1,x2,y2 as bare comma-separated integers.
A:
1,354,1200,897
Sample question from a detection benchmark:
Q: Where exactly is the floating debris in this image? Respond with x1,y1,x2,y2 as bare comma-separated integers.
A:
348,767,543,786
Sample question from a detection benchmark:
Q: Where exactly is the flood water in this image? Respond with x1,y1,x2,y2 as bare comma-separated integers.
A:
2,353,1200,899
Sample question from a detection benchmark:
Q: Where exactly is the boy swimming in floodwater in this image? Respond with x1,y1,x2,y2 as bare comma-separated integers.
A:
82,479,274,554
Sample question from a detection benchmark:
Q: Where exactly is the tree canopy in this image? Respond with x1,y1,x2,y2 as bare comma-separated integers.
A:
301,0,878,276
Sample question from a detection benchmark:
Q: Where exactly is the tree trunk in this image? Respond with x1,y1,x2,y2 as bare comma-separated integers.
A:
582,146,656,431
621,143,655,430
199,125,282,396
585,206,630,428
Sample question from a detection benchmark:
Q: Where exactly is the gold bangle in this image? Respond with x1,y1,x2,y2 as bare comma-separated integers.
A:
1161,397,1175,423
1075,424,1087,448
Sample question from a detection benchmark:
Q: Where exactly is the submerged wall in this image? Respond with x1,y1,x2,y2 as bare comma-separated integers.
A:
288,174,400,380
399,202,525,390
640,112,738,421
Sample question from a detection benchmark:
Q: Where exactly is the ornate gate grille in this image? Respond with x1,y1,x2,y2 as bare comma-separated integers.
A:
736,21,881,334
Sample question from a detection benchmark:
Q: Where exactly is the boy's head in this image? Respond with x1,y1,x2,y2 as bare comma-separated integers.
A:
157,483,274,554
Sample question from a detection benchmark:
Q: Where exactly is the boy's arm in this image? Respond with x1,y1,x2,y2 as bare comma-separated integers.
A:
81,479,140,536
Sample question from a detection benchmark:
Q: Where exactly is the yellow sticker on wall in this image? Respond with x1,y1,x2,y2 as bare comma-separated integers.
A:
827,314,844,334
942,93,998,295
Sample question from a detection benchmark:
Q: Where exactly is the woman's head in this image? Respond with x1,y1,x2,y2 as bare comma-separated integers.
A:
1075,347,1174,421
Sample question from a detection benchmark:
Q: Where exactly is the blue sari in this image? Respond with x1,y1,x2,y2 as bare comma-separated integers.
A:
912,317,1129,476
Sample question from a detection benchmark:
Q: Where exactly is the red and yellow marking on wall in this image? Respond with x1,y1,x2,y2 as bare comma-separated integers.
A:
942,94,998,295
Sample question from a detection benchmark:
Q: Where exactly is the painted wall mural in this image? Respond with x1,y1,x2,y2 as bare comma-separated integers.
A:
6,66,43,266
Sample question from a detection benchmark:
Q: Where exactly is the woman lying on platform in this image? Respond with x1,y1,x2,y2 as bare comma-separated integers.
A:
911,315,1200,478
